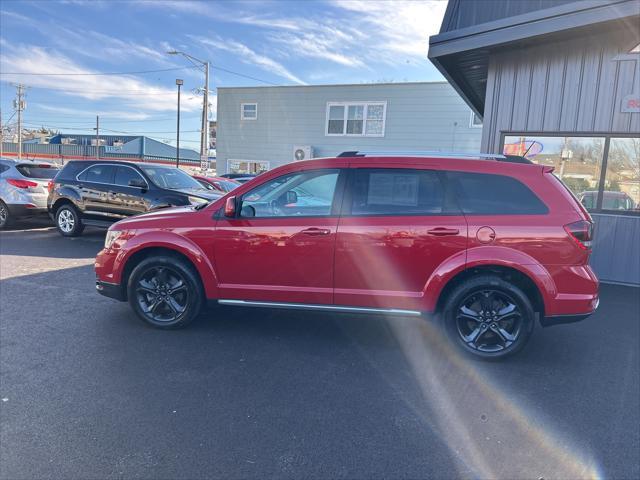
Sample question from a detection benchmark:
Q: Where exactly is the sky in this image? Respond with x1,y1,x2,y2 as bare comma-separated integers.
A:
0,0,448,151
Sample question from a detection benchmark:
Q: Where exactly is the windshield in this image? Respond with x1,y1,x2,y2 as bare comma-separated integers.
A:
140,166,206,190
16,164,59,179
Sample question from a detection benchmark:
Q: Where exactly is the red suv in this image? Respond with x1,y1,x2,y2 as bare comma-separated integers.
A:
95,153,599,359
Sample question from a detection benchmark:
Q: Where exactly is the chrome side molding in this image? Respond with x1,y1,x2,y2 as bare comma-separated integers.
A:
217,299,422,316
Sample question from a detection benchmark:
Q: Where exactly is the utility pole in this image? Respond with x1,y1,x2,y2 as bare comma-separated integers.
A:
166,50,210,170
175,79,183,168
14,84,25,160
201,61,210,169
94,115,100,160
0,108,3,159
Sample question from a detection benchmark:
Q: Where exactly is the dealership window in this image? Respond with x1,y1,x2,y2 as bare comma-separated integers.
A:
326,102,386,136
603,138,640,211
241,103,257,120
503,134,639,214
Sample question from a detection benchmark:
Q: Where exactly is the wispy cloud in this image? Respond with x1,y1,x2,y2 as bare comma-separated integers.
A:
0,43,202,113
191,36,306,85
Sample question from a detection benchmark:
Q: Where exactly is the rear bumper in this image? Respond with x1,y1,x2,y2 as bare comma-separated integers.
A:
6,203,48,218
541,297,599,327
96,279,126,301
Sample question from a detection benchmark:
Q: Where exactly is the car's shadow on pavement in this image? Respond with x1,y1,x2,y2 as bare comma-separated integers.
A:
1,263,638,479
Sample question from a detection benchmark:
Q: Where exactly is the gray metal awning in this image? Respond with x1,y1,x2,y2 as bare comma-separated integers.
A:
428,0,640,116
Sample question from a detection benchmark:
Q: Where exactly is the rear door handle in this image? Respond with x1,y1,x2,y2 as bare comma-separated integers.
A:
427,227,460,236
301,227,331,236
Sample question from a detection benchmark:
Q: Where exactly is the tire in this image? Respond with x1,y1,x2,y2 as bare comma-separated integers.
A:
442,275,535,360
127,255,203,329
0,200,13,229
55,204,84,237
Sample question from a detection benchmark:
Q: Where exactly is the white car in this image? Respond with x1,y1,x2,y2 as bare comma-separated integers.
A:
0,157,60,229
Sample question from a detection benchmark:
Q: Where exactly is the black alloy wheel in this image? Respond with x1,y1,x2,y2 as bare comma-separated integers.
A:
456,289,523,353
128,256,203,329
443,275,534,359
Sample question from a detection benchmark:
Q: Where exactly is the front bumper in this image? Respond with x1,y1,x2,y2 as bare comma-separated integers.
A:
96,280,126,301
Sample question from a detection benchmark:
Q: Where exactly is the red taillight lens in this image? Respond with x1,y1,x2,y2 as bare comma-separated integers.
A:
7,178,38,189
564,220,594,250
47,181,54,193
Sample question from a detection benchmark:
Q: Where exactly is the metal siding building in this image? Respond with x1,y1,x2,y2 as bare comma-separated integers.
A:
216,82,482,174
429,0,640,285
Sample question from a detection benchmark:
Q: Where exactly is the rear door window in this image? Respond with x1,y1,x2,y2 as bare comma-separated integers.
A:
79,164,116,184
448,172,548,215
349,168,446,215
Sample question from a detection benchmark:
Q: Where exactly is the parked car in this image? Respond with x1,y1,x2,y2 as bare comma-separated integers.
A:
48,160,222,237
95,153,599,360
579,190,637,211
192,175,241,193
219,173,257,183
0,157,60,229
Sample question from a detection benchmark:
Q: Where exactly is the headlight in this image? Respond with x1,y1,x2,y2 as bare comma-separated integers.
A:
104,230,124,249
188,196,208,205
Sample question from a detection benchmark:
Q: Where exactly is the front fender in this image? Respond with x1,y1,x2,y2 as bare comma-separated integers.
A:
422,246,557,313
113,230,219,298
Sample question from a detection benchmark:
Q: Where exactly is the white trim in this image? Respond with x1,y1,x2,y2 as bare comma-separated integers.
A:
325,101,387,137
227,159,270,174
240,103,258,121
469,111,483,128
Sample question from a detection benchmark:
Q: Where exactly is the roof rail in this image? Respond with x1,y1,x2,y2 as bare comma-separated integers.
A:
337,150,532,164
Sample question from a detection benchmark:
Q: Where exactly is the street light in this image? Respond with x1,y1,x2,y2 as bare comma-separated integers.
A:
167,50,210,169
175,79,183,168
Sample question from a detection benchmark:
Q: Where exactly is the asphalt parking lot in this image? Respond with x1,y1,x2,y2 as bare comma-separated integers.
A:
1,221,639,480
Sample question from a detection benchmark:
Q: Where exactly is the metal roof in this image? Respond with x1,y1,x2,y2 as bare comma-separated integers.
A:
428,0,640,116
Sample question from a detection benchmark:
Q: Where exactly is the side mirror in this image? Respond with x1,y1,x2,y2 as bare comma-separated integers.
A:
128,179,147,189
224,196,237,217
285,190,298,204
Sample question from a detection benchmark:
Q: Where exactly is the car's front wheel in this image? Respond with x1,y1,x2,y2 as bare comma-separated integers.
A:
127,255,203,329
55,204,84,237
442,275,534,360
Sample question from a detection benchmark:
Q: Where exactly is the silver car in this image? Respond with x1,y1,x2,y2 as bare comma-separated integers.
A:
0,157,60,229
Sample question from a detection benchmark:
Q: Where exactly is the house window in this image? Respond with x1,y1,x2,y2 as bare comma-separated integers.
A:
470,111,483,128
241,103,257,120
326,102,387,136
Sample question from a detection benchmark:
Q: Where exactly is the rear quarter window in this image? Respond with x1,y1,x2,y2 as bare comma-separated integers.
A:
57,162,92,180
448,172,548,215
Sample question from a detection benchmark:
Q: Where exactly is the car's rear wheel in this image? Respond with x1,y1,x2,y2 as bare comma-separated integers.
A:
442,275,534,360
55,204,84,237
0,200,13,229
127,256,203,329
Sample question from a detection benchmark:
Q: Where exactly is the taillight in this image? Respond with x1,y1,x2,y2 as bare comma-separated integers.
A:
564,220,594,250
47,181,55,193
7,178,38,189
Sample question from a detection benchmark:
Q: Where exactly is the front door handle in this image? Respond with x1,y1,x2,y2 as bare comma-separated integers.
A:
301,227,331,236
427,227,460,236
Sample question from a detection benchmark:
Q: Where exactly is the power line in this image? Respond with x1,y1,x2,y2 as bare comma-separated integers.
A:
212,65,278,86
0,65,199,76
